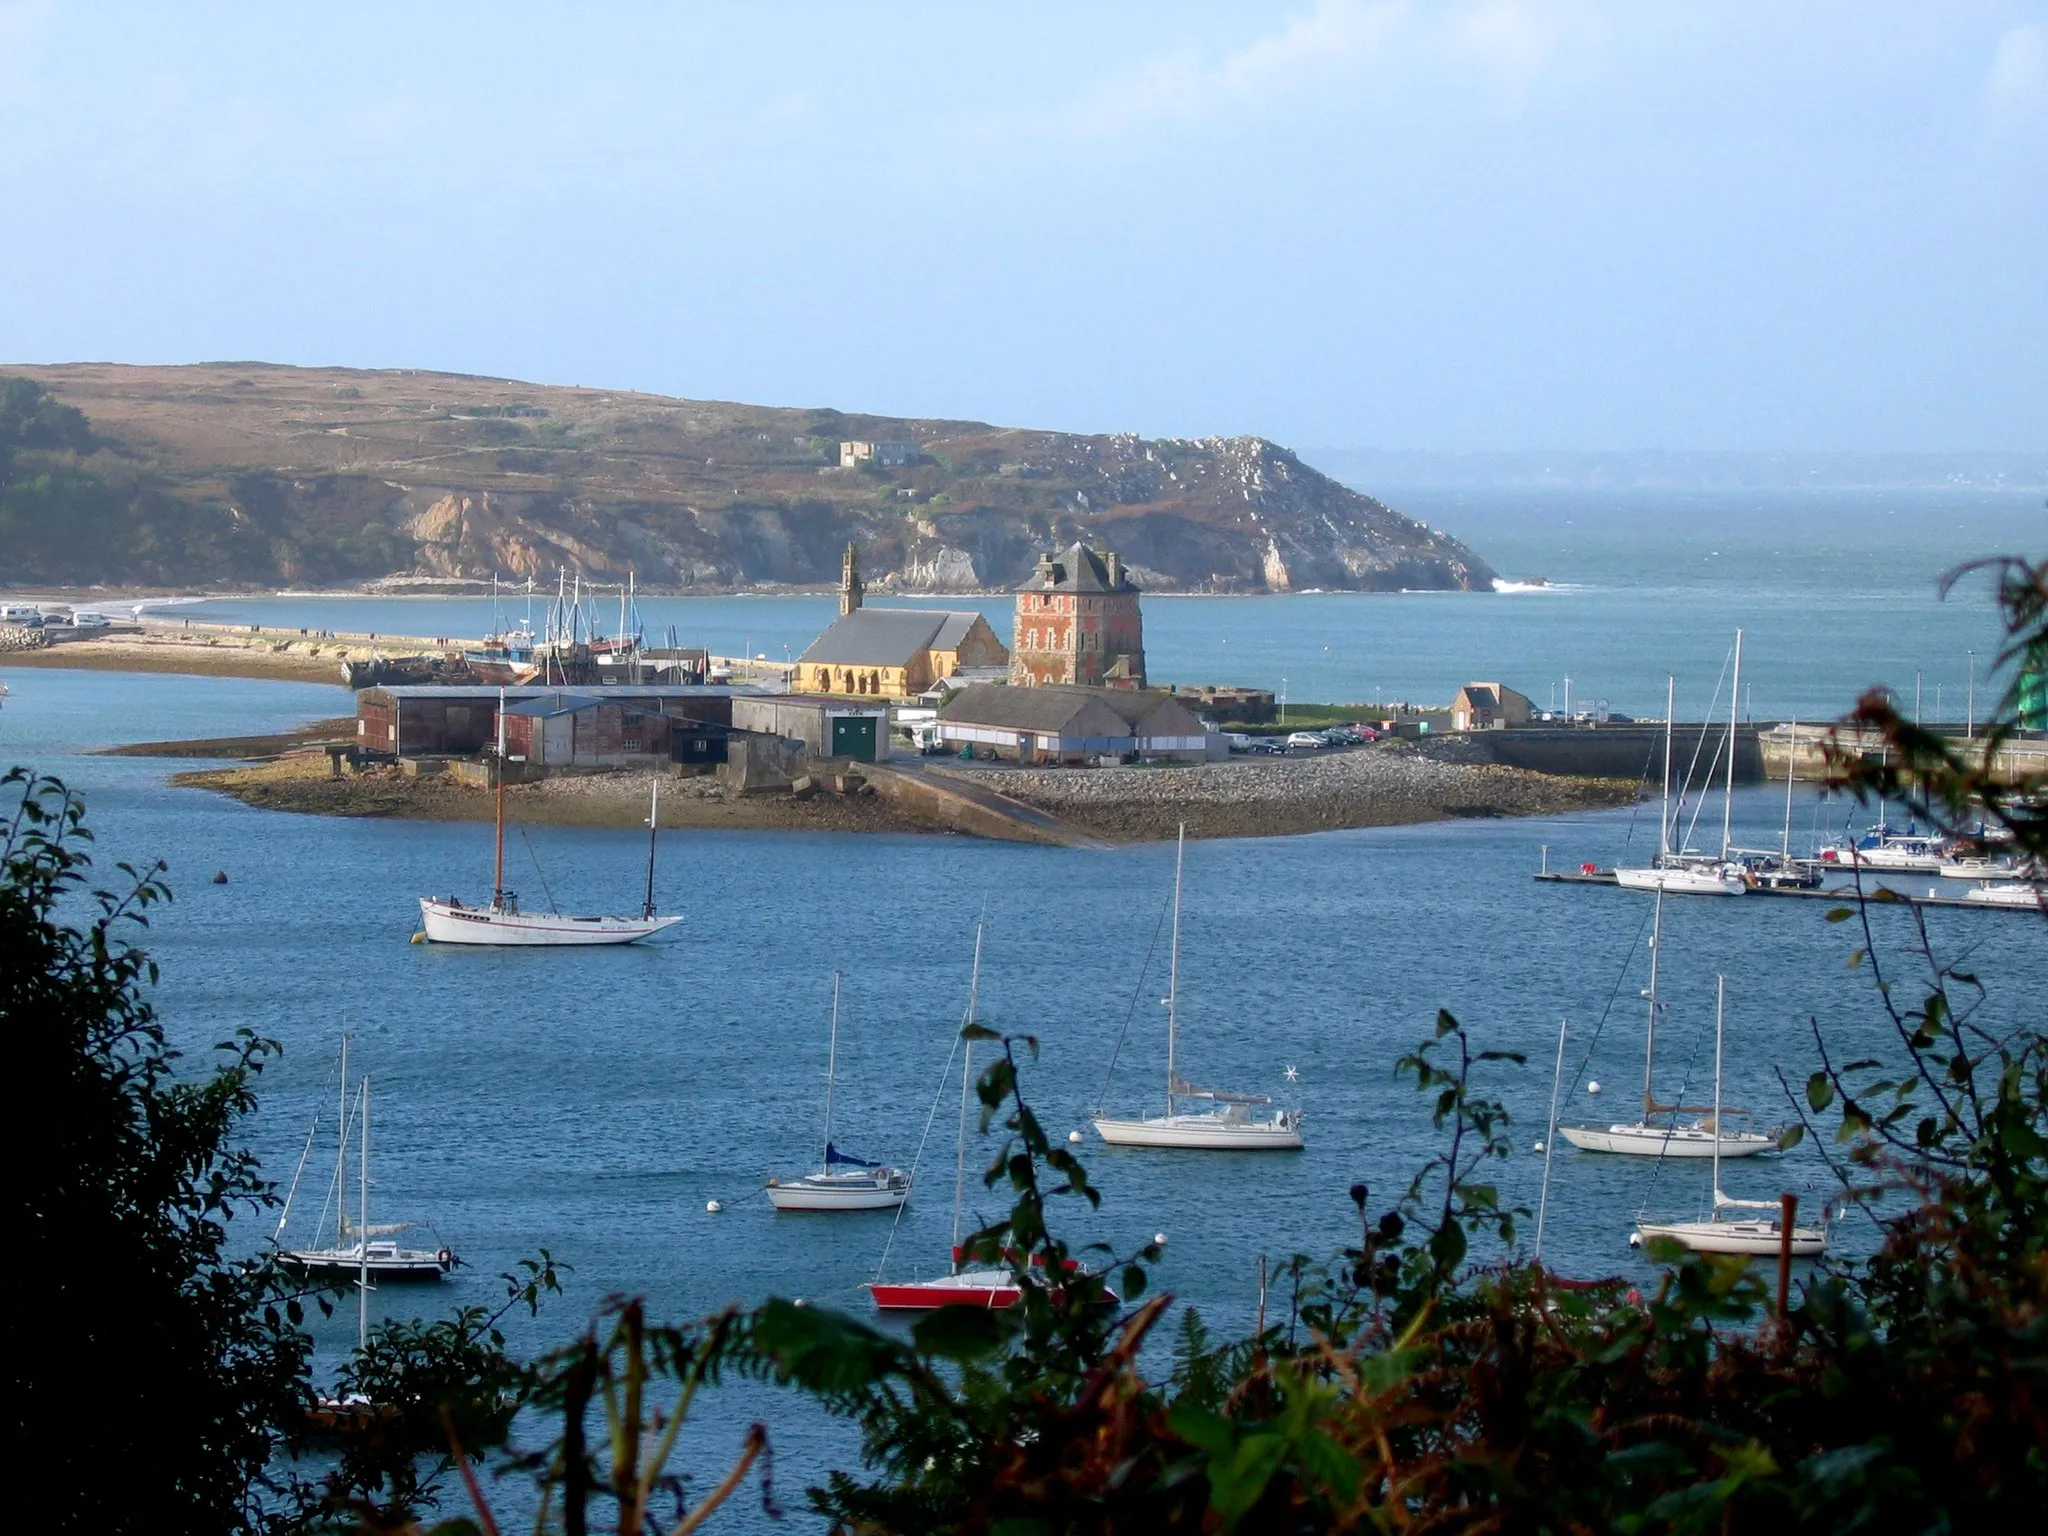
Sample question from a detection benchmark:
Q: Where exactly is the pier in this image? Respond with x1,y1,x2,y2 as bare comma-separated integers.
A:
1535,868,2040,913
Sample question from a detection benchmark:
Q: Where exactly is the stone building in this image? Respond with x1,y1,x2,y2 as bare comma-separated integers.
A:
1010,542,1146,690
791,544,1008,700
1449,682,1535,731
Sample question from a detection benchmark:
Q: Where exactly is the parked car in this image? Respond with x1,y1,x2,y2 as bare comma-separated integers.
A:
71,611,113,628
1321,727,1361,746
1226,733,1256,753
1285,731,1327,750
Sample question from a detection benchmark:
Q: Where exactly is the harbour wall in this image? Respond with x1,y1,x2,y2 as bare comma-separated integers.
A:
1453,725,1765,784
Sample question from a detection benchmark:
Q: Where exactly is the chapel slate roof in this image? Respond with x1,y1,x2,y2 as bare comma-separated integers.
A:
798,608,977,667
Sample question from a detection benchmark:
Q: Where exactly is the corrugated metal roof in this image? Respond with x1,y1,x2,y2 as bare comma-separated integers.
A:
502,695,607,718
797,608,974,666
370,684,731,700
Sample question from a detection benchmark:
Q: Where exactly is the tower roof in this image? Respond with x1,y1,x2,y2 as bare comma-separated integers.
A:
1015,541,1139,594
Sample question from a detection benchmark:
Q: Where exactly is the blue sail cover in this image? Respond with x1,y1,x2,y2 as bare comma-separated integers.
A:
824,1142,878,1168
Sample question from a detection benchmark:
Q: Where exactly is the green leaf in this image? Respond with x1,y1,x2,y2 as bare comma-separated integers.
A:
1824,906,1855,922
1435,1009,1459,1037
1807,1072,1834,1112
1428,1218,1467,1272
961,1022,1000,1041
1777,1123,1806,1151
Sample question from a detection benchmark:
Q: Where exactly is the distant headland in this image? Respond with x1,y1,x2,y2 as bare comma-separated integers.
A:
0,363,1494,596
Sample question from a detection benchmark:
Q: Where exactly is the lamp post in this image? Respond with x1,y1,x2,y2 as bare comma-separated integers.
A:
1915,670,1922,725
1279,678,1288,727
1967,651,1976,741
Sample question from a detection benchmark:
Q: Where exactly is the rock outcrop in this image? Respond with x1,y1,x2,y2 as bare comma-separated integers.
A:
3,362,1495,592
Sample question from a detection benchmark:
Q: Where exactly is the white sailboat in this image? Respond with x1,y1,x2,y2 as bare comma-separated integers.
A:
1965,881,2047,910
1636,977,1828,1257
1093,825,1303,1151
767,972,911,1211
1559,887,1775,1159
418,694,682,945
1613,673,1748,896
278,1037,454,1285
869,921,1023,1309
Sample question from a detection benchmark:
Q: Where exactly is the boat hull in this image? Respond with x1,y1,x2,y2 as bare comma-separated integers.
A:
867,1269,1022,1310
280,1248,453,1283
419,898,681,946
1613,866,1746,896
766,1173,909,1211
1636,1219,1826,1257
1093,1113,1304,1150
1559,1122,1775,1158
1964,882,2045,909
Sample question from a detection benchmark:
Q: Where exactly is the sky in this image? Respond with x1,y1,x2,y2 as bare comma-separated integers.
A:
0,2,2044,453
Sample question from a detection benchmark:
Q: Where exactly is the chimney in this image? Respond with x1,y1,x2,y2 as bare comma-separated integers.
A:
1106,549,1124,587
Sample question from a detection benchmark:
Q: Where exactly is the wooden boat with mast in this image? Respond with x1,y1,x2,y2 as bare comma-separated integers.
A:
417,691,682,946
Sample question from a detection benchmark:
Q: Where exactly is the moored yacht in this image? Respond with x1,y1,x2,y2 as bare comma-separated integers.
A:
1092,825,1303,1151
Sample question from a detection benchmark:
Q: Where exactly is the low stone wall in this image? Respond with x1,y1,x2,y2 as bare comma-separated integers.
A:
0,625,49,653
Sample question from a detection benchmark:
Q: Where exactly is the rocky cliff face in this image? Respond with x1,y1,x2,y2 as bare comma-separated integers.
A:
3,363,1494,592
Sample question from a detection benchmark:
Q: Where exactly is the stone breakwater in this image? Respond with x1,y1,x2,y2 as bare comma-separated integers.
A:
934,741,1637,842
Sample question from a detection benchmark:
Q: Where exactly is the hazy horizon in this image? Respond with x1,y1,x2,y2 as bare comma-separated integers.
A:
2,4,2044,455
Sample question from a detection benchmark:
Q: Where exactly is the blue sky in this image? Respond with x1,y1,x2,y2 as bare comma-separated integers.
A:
1,2,2043,451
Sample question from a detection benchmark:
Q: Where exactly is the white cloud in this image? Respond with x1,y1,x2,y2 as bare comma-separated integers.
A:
1983,22,2048,145
1055,0,1411,138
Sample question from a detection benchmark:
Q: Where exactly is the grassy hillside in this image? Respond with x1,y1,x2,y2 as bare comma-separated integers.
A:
0,363,1495,593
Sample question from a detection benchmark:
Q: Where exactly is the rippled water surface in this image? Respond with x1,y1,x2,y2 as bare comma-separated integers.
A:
4,488,2045,1524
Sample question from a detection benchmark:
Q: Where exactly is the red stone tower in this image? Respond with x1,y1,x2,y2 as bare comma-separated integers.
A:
1010,543,1146,689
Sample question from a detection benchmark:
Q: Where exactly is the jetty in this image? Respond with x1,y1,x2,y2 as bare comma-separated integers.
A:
1535,867,2039,913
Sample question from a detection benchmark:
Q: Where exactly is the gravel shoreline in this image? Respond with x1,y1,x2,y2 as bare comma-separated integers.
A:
933,741,1636,841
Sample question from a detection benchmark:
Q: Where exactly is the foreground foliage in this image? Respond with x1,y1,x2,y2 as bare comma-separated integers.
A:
3,768,553,1535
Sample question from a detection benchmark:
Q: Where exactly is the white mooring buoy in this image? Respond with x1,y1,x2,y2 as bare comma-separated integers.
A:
1587,1080,1602,1095
1068,1130,1084,1144
706,1199,723,1213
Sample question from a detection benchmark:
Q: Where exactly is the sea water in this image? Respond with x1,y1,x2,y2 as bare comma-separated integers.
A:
4,487,2045,1522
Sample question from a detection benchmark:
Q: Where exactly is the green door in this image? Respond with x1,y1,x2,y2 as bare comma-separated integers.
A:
831,714,878,762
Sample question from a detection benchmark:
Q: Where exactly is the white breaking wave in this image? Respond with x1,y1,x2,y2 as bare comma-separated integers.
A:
1490,578,1584,594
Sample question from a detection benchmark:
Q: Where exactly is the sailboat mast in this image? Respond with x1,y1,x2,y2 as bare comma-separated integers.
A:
336,1034,349,1249
1643,886,1664,1117
1722,630,1744,859
493,689,508,906
1710,974,1726,1209
1660,675,1675,857
357,1076,370,1351
1166,823,1185,1117
1782,716,1798,868
642,780,660,919
951,921,984,1269
822,971,841,1170
1535,1015,1567,1263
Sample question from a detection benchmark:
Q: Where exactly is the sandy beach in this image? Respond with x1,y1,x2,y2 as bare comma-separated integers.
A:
1,631,351,686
